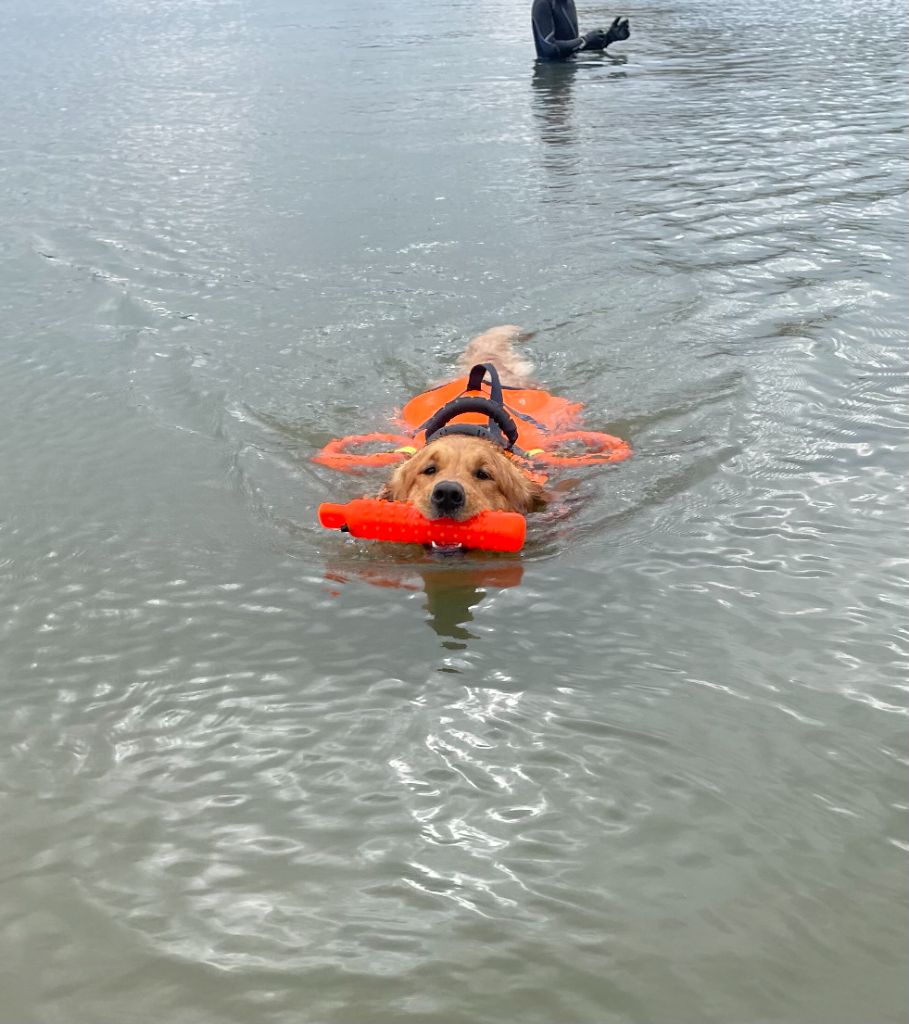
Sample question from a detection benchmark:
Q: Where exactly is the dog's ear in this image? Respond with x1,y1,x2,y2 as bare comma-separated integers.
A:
496,455,549,513
517,476,549,514
525,479,549,513
376,452,419,503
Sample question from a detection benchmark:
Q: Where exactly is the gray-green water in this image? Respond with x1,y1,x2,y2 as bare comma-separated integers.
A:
2,1,907,1021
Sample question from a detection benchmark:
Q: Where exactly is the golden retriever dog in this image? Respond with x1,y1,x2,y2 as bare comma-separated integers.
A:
379,326,548,521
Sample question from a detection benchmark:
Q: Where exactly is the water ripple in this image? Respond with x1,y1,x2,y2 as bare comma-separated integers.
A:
1,0,907,1021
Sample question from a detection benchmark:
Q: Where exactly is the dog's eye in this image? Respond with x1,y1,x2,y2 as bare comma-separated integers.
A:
474,468,492,481
421,465,437,476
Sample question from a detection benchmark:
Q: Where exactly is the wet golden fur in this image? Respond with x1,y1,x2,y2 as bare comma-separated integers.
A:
456,324,535,387
380,326,548,520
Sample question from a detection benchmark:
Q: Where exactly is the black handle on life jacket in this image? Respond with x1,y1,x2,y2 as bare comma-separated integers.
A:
467,362,505,405
422,396,519,450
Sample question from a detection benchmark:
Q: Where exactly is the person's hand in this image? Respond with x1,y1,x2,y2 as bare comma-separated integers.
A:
604,16,630,45
581,29,610,51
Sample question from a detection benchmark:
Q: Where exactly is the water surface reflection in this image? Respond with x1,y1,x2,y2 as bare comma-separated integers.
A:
324,553,525,646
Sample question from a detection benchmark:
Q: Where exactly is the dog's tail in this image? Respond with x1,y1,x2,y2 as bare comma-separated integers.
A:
458,325,534,387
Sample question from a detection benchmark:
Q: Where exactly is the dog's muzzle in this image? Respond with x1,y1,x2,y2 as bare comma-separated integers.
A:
431,480,466,517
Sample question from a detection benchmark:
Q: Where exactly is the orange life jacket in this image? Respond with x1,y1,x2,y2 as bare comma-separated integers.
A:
399,376,584,453
313,364,631,473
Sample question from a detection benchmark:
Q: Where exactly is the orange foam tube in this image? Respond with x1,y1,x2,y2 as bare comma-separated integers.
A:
318,499,526,552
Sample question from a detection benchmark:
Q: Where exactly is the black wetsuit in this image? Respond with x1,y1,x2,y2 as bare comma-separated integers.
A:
531,0,586,60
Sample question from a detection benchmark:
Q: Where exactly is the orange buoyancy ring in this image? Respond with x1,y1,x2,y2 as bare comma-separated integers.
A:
312,433,415,470
535,431,633,465
399,377,584,453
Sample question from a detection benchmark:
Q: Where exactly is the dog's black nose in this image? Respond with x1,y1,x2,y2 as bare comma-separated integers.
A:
431,480,466,515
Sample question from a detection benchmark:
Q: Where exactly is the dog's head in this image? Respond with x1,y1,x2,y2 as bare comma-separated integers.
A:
379,435,546,521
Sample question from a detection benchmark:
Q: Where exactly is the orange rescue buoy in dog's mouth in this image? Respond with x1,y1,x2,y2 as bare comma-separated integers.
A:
318,499,526,552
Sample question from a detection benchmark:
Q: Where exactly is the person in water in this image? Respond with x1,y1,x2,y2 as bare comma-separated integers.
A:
531,1,630,61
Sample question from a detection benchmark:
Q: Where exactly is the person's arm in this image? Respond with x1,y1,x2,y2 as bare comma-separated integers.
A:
531,0,585,60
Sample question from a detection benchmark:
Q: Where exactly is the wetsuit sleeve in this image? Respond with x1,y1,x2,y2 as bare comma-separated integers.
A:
531,0,584,60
